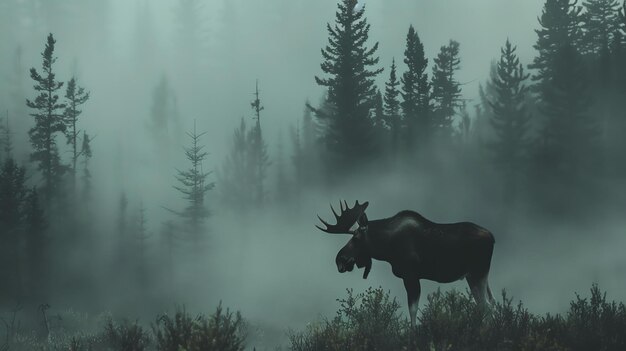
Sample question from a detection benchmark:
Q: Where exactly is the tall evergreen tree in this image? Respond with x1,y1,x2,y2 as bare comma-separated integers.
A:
248,81,270,206
26,33,67,202
219,118,252,210
529,0,584,90
384,58,401,154
486,40,532,199
536,44,598,178
582,0,622,56
431,40,462,138
401,25,430,150
372,90,385,133
80,131,93,200
63,77,90,190
173,121,214,239
310,0,383,170
149,74,180,155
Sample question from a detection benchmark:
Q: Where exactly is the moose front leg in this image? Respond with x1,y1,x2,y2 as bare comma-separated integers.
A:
403,278,421,327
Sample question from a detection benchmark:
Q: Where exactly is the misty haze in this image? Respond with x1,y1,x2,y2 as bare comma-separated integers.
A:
1,0,626,350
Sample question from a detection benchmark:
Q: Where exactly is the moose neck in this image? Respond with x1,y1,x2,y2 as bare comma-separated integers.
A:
362,218,395,261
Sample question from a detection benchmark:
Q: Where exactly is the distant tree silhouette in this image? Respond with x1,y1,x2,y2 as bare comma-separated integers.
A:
384,58,401,155
486,40,532,199
63,77,90,191
219,118,252,210
149,74,180,155
173,121,214,240
0,153,28,303
401,25,430,151
23,188,47,303
431,40,462,139
80,131,93,200
248,81,270,206
372,90,385,136
26,33,67,203
310,0,383,171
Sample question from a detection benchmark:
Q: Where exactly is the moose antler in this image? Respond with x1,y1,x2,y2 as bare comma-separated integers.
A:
316,200,369,234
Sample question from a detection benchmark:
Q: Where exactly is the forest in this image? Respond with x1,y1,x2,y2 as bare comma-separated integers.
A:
1,0,626,350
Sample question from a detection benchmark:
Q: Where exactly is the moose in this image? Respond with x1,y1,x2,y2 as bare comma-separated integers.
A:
316,200,496,326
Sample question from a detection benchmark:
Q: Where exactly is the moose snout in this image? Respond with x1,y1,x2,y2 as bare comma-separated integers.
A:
336,256,355,273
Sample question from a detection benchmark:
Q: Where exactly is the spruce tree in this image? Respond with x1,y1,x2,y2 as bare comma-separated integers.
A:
80,131,92,200
431,40,462,138
372,90,385,133
219,118,252,210
311,0,383,170
582,0,622,56
248,81,270,206
26,33,67,202
173,121,214,238
537,44,598,178
486,40,532,198
529,0,584,90
384,59,401,155
401,25,430,150
63,77,90,189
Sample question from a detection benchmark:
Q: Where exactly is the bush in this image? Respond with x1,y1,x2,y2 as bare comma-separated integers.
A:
152,303,246,351
103,318,150,351
290,285,626,351
289,287,407,351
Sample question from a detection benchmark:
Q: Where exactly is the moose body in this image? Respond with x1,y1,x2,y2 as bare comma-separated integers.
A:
317,202,496,326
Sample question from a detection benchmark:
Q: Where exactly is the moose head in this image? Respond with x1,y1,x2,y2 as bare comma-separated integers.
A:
316,200,372,279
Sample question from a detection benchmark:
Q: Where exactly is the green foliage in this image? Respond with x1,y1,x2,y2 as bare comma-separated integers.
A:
152,304,245,351
291,285,626,351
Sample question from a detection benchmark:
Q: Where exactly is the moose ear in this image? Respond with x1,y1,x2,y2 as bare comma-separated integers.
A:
357,212,368,228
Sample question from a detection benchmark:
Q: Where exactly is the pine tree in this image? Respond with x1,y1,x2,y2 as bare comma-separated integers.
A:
311,0,383,170
219,118,252,210
529,0,584,90
173,121,214,239
372,90,385,133
486,40,532,199
63,77,90,190
248,81,270,206
149,74,180,155
401,25,430,150
536,44,598,178
431,40,462,138
80,131,92,200
134,201,150,264
384,58,401,154
26,33,67,202
582,0,622,56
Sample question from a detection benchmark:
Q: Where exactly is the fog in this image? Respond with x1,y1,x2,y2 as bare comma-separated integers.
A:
1,0,625,349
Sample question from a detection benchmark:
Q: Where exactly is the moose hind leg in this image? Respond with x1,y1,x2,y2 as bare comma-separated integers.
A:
466,273,489,306
403,278,421,327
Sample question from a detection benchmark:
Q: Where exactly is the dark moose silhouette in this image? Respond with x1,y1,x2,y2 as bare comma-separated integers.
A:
316,200,496,326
